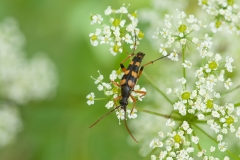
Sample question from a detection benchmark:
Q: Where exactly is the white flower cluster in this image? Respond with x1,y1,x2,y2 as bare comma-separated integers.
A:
147,6,239,158
0,102,22,148
88,2,240,159
0,18,58,104
0,18,58,148
154,36,237,158
150,120,232,159
86,69,146,122
89,4,144,56
153,10,207,61
198,0,240,34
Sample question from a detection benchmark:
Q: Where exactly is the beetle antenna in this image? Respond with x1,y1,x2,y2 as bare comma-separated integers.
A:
124,107,139,143
89,106,121,128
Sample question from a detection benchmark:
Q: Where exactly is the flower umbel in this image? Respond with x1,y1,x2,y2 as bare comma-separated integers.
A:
90,4,144,56
88,2,240,159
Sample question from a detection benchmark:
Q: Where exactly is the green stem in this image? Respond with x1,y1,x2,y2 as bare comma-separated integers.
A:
135,107,183,121
142,72,173,105
136,106,208,124
195,120,207,124
190,124,202,151
94,98,108,100
221,84,240,97
193,124,239,160
143,148,157,160
182,44,187,90
234,102,240,107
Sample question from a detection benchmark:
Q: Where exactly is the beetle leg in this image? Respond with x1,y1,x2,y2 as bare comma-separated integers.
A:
111,80,121,87
120,53,135,72
129,95,137,114
132,90,147,98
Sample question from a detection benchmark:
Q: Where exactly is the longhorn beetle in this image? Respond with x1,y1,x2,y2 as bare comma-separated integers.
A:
89,52,168,143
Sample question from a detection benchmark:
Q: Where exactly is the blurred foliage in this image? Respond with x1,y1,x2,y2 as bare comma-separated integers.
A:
0,0,152,160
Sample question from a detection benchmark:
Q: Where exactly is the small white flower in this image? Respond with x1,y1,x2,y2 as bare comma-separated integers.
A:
176,77,187,84
166,157,173,160
187,14,196,23
123,33,133,44
225,56,234,72
195,67,204,77
218,142,228,152
116,5,128,14
89,28,101,46
149,138,163,148
102,82,112,90
178,103,187,115
210,122,221,133
182,60,192,68
236,127,240,139
230,124,236,132
160,28,170,38
91,14,103,25
181,121,189,131
168,49,179,61
214,92,221,98
220,118,226,123
212,111,220,118
178,32,184,38
166,119,176,127
166,88,172,94
218,70,225,82
104,6,112,15
119,19,126,27
180,38,187,45
110,70,118,81
224,156,230,160
225,103,234,115
109,48,117,56
105,90,113,96
236,108,240,116
221,128,228,134
217,134,223,141
102,25,111,37
159,43,169,56
226,56,234,63
100,35,111,45
151,155,156,160
187,128,193,134
192,37,199,44
190,90,197,98
178,11,186,19
116,109,125,121
224,78,232,89
159,151,168,159
86,92,95,105
127,108,137,119
191,136,199,144
215,53,222,61
105,101,114,109
168,36,175,44
210,146,216,152
158,131,164,137
91,70,104,84
197,114,205,120
187,147,194,153
97,84,103,91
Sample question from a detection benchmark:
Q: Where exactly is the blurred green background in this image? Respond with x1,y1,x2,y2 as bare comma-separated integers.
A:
0,0,153,160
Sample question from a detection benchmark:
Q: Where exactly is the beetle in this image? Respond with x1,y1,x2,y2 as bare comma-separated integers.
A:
89,52,168,143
